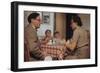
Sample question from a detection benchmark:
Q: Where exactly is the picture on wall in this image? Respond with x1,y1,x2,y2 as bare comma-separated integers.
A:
42,12,50,24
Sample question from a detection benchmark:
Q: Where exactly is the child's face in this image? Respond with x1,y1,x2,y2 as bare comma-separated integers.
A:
55,33,61,39
46,31,51,37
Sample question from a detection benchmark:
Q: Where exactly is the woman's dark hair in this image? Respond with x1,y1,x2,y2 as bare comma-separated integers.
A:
71,15,83,26
45,29,51,34
28,13,40,23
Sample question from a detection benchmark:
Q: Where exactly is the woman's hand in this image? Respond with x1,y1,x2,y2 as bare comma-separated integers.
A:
65,40,76,51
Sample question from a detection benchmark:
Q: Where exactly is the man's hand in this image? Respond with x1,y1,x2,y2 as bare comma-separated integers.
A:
42,50,48,58
58,54,63,60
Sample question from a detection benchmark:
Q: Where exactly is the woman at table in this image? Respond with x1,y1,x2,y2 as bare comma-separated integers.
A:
65,15,90,59
41,29,53,45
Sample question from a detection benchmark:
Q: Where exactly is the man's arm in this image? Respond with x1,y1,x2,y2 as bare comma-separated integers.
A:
25,31,44,60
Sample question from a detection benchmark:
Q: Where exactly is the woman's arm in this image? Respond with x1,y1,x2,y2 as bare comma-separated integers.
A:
65,29,79,51
65,41,77,51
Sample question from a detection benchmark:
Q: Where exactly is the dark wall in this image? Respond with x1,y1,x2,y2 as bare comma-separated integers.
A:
66,13,77,40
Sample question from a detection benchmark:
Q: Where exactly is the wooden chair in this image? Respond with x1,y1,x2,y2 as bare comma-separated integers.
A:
24,42,30,62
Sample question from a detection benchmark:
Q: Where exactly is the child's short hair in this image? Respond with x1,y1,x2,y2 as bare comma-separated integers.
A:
54,31,60,35
45,29,51,34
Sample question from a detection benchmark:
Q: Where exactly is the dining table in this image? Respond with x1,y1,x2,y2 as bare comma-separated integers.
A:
40,44,66,60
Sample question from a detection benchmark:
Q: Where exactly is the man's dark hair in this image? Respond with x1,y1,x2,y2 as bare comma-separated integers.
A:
28,13,40,23
71,15,83,26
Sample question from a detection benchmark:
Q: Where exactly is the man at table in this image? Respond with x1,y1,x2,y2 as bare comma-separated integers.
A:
24,13,45,61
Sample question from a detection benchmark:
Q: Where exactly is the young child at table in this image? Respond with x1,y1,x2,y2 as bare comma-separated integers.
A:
53,31,66,45
52,31,67,60
41,29,53,45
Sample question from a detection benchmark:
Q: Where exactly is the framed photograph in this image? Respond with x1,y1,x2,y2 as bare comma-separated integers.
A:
42,12,50,24
11,1,97,71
